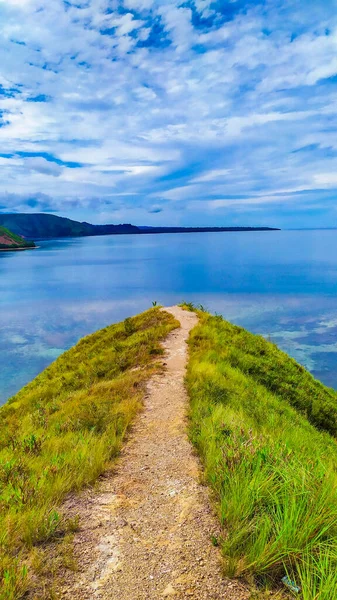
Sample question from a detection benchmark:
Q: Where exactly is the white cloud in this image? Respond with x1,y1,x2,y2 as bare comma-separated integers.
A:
24,157,62,176
109,13,144,36
313,173,337,187
124,0,154,9
0,0,336,225
192,169,232,183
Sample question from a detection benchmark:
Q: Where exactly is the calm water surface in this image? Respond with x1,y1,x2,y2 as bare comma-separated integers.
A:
1,230,337,404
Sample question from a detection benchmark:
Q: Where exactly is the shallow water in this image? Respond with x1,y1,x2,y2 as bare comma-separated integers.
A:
1,230,337,404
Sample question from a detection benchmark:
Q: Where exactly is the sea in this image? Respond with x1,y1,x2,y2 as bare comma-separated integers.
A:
1,229,337,405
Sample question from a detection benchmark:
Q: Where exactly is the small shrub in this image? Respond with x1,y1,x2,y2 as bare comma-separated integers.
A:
124,317,136,335
22,434,42,455
65,514,80,533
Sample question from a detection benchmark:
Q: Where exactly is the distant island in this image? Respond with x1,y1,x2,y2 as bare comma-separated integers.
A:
0,213,280,240
0,225,36,251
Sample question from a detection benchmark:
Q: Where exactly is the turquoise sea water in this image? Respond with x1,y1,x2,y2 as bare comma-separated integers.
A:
1,230,337,405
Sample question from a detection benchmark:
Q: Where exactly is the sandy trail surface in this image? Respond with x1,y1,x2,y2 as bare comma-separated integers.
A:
59,306,249,599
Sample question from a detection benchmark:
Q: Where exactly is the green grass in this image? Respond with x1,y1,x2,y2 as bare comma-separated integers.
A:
0,307,178,599
212,317,337,437
186,310,337,598
0,226,35,249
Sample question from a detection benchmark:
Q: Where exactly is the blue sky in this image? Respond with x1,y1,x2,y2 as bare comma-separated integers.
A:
0,0,337,227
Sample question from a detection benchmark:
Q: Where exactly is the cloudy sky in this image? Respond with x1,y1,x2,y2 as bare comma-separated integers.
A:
0,0,337,227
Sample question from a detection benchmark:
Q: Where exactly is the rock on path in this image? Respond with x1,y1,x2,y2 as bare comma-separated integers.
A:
59,306,249,599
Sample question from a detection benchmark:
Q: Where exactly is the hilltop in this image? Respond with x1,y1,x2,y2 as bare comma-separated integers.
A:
0,213,279,240
0,225,36,250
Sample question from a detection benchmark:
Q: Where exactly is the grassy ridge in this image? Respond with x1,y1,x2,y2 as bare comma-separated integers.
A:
0,308,178,599
214,318,337,437
186,310,337,598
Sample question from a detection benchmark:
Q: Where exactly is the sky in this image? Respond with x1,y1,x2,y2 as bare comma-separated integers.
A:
0,0,337,228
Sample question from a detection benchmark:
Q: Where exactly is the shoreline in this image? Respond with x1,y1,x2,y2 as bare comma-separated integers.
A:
0,245,37,252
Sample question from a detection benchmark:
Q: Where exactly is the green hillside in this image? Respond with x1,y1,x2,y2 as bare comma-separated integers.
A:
2,306,337,598
0,226,35,250
0,308,178,599
186,307,337,598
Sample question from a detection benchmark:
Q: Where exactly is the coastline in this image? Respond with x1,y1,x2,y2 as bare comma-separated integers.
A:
0,245,37,252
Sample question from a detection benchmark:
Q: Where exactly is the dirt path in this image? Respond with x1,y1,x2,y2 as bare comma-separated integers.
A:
59,306,249,599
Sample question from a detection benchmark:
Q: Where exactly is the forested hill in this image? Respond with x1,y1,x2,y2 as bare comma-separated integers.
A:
0,213,279,240
0,225,36,249
0,213,138,239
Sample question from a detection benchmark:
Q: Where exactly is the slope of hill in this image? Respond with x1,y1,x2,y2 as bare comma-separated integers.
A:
0,225,36,250
0,213,280,240
186,306,337,598
0,308,178,599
